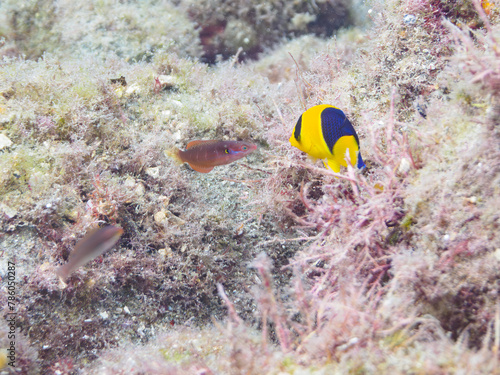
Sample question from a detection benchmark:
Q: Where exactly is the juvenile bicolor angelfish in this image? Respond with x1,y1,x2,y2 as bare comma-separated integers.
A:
289,104,365,172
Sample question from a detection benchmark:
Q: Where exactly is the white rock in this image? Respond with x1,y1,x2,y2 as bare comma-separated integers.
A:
134,182,145,196
398,157,411,174
0,134,12,149
467,196,477,204
123,176,136,187
170,100,183,108
0,203,17,219
145,167,160,178
158,75,177,87
154,210,167,223
493,248,500,262
125,83,141,96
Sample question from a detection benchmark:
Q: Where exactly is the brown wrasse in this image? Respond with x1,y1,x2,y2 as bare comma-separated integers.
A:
175,140,257,173
56,225,123,285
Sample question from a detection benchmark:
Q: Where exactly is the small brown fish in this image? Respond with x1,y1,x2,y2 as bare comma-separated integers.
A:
56,225,123,284
175,140,257,173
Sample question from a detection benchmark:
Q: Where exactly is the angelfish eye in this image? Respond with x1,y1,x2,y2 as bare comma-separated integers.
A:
225,149,229,154
242,146,247,150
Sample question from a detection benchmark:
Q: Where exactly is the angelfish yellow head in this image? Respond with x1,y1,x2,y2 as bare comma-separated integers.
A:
289,107,330,160
289,114,313,153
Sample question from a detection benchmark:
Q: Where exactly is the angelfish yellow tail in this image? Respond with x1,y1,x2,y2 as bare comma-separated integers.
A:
324,158,341,173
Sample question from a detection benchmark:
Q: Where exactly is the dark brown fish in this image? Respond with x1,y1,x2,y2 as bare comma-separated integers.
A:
56,225,123,284
176,140,257,173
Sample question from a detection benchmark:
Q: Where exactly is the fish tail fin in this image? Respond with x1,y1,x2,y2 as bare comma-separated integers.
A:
165,147,183,165
357,153,366,170
55,264,70,287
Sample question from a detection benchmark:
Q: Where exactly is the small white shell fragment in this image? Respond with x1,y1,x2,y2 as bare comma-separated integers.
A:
134,182,145,197
337,337,359,351
158,248,167,260
172,131,182,141
158,247,173,260
125,83,141,96
123,176,136,187
157,75,177,87
170,100,183,108
404,14,417,25
145,167,160,178
467,196,477,204
398,157,411,174
0,134,12,149
0,203,17,219
493,248,500,262
154,210,167,223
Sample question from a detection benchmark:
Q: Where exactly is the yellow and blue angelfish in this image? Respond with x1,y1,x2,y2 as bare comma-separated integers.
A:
289,104,366,172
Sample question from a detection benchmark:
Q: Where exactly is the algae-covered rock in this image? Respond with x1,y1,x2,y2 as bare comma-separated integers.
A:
180,0,353,62
0,0,202,61
0,134,12,149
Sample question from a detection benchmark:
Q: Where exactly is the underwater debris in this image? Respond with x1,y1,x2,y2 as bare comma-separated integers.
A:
174,140,257,173
55,225,124,285
289,104,365,172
